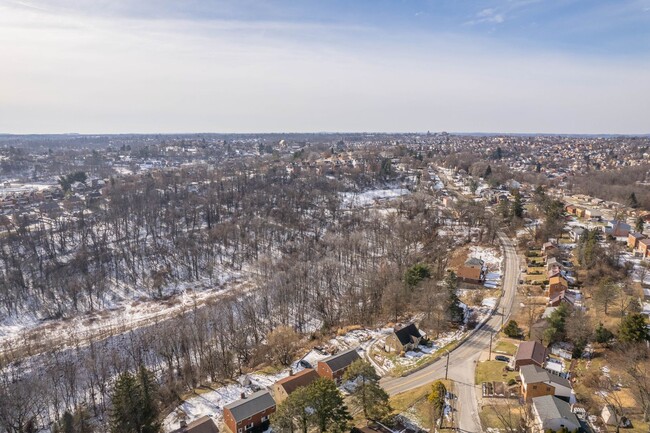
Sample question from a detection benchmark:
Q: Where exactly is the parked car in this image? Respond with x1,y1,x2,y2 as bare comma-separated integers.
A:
495,355,510,362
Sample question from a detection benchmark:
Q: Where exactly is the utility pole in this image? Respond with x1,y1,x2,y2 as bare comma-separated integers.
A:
488,331,493,360
501,307,505,329
445,349,450,380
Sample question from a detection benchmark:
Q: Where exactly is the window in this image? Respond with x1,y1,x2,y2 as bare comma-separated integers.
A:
262,416,269,422
238,429,242,433
245,424,254,430
532,385,537,389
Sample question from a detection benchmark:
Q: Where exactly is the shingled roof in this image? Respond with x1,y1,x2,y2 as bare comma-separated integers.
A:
520,364,571,389
515,341,547,366
394,323,422,346
532,395,580,427
170,416,219,433
275,369,319,395
319,348,361,372
224,390,276,423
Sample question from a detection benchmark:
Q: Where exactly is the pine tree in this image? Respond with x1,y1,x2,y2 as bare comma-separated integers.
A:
628,192,639,208
308,378,352,433
511,191,524,219
110,367,160,433
619,314,649,343
343,360,391,421
594,323,614,345
484,165,492,178
635,217,644,233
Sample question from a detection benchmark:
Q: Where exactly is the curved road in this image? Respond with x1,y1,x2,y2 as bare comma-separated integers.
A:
380,232,519,433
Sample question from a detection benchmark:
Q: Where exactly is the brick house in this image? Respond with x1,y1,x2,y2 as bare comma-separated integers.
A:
514,341,547,370
223,391,276,433
628,232,646,250
638,238,650,258
272,368,319,403
520,365,572,402
457,258,486,284
316,348,361,382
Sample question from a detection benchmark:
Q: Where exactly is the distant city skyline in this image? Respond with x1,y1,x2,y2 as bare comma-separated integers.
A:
1,0,649,134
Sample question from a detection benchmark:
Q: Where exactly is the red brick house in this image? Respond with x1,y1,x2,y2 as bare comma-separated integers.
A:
457,258,486,284
223,391,276,433
316,348,361,382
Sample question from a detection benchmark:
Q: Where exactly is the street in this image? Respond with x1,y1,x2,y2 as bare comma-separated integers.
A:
380,231,519,433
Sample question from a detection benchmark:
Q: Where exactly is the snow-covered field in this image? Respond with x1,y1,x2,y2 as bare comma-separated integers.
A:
339,188,410,208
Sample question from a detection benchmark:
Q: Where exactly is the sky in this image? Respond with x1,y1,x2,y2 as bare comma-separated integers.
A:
1,0,649,134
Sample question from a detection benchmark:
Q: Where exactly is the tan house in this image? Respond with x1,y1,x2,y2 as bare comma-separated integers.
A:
639,238,650,258
628,232,646,250
272,369,319,403
548,275,568,300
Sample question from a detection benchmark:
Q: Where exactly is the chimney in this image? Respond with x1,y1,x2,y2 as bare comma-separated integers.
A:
289,369,294,376
180,421,187,430
241,392,246,400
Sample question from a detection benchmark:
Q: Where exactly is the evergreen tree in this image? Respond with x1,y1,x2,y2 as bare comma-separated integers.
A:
273,387,312,433
619,313,650,343
444,272,464,323
110,367,160,433
404,263,431,289
484,165,492,178
635,217,644,233
503,320,522,339
511,191,524,219
535,162,542,173
594,323,614,345
628,192,639,209
308,378,351,433
343,360,391,421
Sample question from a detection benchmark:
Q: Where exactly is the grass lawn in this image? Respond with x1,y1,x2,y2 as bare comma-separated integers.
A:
494,340,517,356
390,380,454,430
479,403,524,431
475,361,518,385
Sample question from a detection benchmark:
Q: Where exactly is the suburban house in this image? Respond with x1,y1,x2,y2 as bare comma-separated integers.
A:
548,275,569,300
569,227,585,242
272,368,319,403
638,238,650,259
584,209,602,221
457,257,486,284
604,220,631,241
531,395,581,433
520,364,573,402
542,242,558,257
514,341,547,370
170,416,220,433
627,232,646,250
223,391,276,433
384,323,424,353
546,257,561,271
316,348,361,381
565,205,577,215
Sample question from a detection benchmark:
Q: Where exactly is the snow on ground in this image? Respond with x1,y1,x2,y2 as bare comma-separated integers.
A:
162,370,290,432
619,251,650,285
339,188,410,208
469,245,503,288
0,269,246,354
163,327,394,431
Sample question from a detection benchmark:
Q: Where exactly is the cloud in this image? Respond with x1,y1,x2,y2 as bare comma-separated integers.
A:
0,1,649,134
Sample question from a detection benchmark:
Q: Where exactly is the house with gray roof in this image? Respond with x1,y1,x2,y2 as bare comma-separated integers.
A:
520,364,572,402
316,348,361,382
223,390,276,433
531,395,581,433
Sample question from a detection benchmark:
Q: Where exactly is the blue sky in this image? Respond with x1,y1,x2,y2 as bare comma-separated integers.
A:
1,0,649,133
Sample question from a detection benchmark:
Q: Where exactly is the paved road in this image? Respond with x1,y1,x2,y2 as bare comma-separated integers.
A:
380,232,519,433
